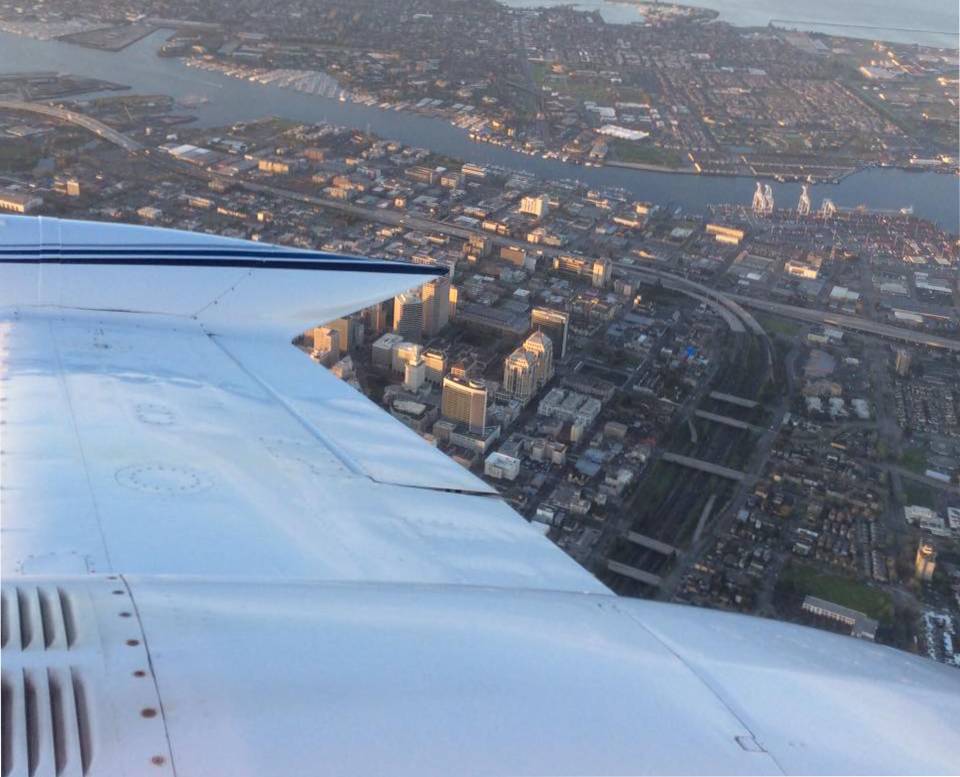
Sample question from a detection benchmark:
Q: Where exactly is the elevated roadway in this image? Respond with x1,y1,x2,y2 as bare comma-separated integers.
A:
606,560,662,587
709,391,759,409
0,100,143,152
624,532,679,557
616,262,960,353
661,452,749,482
695,409,761,432
728,294,960,353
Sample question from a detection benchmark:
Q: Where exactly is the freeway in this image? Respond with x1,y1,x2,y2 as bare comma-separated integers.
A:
0,100,143,152
616,264,764,335
616,261,960,353
727,293,960,353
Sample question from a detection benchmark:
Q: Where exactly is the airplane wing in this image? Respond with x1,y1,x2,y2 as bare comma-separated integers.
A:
2,215,958,777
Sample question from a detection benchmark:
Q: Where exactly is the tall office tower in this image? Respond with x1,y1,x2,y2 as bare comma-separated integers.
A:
448,285,459,319
520,194,550,219
393,291,423,342
915,541,937,582
404,357,426,392
523,330,554,388
592,258,611,288
371,333,404,370
503,347,536,402
422,276,451,336
531,307,569,360
442,374,488,433
328,317,353,354
895,348,912,377
312,326,340,357
394,342,422,375
364,302,388,339
423,349,446,384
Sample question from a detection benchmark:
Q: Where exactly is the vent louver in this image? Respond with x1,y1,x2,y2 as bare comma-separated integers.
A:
2,577,173,776
0,587,78,652
0,667,91,777
1,586,89,776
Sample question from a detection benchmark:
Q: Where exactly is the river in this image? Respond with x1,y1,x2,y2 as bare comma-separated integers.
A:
1,29,957,233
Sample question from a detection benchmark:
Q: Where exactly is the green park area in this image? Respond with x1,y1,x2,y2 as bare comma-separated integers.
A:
778,563,894,622
607,139,684,168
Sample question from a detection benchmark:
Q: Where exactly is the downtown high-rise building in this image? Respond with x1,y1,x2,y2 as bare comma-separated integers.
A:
422,276,451,337
311,326,340,367
363,302,388,339
553,255,611,288
502,331,554,403
441,374,488,433
327,317,354,355
313,326,339,355
523,330,554,388
423,349,446,384
531,307,569,360
393,291,423,342
404,357,426,392
503,348,536,402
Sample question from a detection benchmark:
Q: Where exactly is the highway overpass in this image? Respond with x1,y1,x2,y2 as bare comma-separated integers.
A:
0,100,143,152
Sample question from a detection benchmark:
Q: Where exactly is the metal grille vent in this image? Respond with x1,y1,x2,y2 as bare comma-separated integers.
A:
1,667,92,777
1,587,77,652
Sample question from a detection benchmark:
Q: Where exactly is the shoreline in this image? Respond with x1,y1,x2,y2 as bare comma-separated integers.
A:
2,29,957,231
182,56,960,184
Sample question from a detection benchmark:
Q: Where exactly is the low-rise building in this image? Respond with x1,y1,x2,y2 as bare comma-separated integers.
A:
801,596,878,640
484,451,521,481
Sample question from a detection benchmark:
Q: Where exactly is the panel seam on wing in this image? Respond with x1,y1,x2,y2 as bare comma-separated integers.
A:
613,603,788,775
205,331,371,477
48,316,115,573
206,333,498,496
121,575,180,776
189,269,255,320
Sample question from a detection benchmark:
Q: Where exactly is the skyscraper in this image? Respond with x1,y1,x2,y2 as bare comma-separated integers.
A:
442,374,488,433
393,291,423,342
523,330,554,389
422,276,451,337
503,347,536,402
592,258,611,289
404,357,426,392
531,307,569,360
502,331,554,403
312,325,340,355
423,349,446,383
394,342,422,375
363,302,388,339
448,285,459,319
328,317,353,354
311,326,340,367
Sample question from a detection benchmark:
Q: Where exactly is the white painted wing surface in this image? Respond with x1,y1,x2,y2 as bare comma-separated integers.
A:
1,216,958,776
